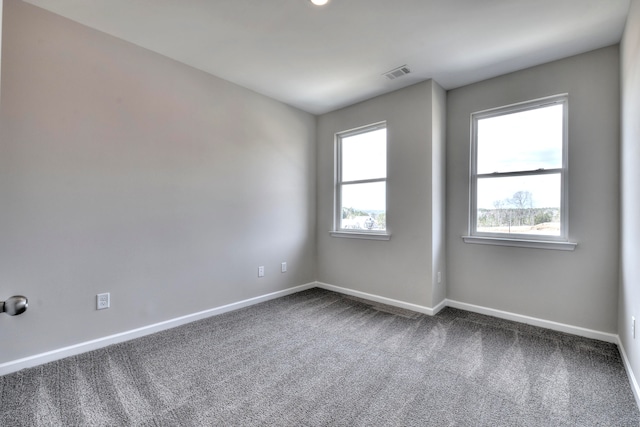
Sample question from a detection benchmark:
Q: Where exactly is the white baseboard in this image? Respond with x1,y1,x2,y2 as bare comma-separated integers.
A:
617,338,640,409
446,299,618,343
0,282,316,377
315,281,446,316
431,297,448,315
315,282,617,343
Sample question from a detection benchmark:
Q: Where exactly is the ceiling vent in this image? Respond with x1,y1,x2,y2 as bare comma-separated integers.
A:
383,65,411,80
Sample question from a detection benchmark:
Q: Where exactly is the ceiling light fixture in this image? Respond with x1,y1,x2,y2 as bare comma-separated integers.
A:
310,0,329,6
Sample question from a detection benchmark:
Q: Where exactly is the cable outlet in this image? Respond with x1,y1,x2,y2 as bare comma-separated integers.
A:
281,262,287,273
97,293,110,310
258,266,265,277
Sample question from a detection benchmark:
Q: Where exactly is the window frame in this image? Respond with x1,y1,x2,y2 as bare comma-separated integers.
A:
465,94,576,250
331,121,390,240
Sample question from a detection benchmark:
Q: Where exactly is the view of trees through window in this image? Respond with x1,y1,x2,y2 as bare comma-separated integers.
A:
477,190,560,235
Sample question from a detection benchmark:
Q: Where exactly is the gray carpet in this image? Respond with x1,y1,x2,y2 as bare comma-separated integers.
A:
1,288,638,426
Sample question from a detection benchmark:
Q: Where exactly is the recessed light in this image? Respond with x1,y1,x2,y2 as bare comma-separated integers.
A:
310,0,329,5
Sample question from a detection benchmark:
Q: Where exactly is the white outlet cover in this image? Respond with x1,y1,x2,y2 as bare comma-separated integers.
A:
97,293,110,310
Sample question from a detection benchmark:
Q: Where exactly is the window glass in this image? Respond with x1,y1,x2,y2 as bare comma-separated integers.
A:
477,105,563,174
341,129,387,182
341,182,386,230
476,174,561,236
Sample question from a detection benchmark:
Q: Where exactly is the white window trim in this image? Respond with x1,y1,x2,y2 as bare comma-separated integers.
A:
330,230,391,241
462,235,576,251
332,121,390,240
465,94,576,250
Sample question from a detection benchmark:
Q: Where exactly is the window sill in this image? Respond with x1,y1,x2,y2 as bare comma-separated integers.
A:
462,235,577,251
330,231,391,241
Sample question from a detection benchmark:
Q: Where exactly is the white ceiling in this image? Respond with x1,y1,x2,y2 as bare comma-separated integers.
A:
22,0,631,115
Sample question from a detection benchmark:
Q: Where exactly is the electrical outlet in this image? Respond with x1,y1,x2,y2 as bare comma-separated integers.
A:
437,272,442,283
258,266,265,277
281,262,287,273
633,316,636,339
97,293,110,310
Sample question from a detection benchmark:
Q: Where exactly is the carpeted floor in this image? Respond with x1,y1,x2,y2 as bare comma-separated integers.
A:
1,288,638,426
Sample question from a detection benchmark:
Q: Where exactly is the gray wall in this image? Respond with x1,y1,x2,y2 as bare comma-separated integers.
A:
447,46,620,333
0,0,316,363
619,0,640,390
316,80,446,309
431,82,447,305
0,0,2,96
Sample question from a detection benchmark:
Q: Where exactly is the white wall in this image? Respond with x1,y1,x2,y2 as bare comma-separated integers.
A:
447,46,620,333
619,0,640,393
317,80,446,309
0,0,316,364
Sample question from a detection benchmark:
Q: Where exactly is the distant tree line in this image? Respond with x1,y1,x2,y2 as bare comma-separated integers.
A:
478,191,559,228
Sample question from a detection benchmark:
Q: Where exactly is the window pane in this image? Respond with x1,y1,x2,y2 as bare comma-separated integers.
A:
340,182,386,230
477,174,561,236
341,128,386,181
477,104,563,174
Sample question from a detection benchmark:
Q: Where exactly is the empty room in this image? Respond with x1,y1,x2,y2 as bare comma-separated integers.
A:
1,0,640,425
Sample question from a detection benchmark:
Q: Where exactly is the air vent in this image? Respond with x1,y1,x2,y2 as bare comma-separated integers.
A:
383,65,411,80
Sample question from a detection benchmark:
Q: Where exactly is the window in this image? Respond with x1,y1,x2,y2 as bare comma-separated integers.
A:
332,122,388,240
465,94,576,250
